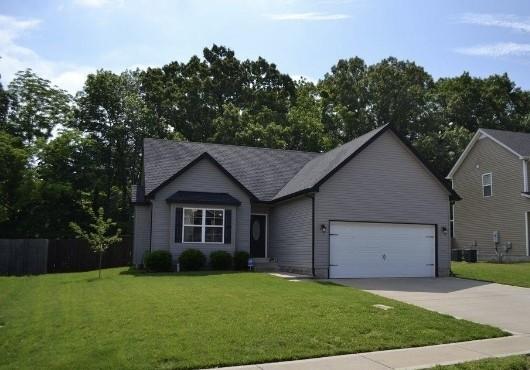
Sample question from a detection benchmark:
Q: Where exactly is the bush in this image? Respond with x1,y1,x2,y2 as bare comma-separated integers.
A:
178,249,206,271
210,250,232,270
144,250,173,272
233,251,250,271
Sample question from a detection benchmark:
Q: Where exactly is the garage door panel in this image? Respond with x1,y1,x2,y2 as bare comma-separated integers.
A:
329,221,435,278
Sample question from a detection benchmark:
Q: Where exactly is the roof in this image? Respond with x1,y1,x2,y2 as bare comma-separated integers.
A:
480,129,530,157
273,125,388,200
144,124,457,202
166,191,241,206
144,139,318,201
447,128,530,179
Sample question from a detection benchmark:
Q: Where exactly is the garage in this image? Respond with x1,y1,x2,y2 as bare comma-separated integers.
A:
329,221,436,278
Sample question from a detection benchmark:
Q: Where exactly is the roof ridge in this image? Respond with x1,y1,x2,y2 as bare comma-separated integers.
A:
144,137,322,155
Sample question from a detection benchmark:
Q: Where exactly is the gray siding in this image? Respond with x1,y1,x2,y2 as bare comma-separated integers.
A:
133,204,151,266
453,137,530,260
269,196,312,274
148,157,251,263
315,130,451,278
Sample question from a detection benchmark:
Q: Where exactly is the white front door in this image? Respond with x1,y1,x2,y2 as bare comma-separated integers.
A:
329,221,436,278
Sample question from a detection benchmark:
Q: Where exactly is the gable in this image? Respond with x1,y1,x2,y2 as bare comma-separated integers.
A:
320,130,451,201
150,156,252,204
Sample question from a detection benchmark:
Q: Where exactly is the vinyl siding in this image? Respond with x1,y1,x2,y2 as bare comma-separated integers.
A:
269,195,312,274
148,158,251,264
133,204,151,266
314,130,451,278
452,136,530,260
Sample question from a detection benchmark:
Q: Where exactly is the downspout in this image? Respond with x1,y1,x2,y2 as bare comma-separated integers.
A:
311,194,315,277
523,159,528,193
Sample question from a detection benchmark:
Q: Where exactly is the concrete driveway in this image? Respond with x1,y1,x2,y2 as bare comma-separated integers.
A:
332,277,530,334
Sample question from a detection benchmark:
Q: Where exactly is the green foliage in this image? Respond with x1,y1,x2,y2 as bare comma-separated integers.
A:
209,250,233,270
0,131,30,224
3,46,530,239
4,69,72,143
144,250,173,272
69,201,122,278
178,249,206,271
233,251,250,270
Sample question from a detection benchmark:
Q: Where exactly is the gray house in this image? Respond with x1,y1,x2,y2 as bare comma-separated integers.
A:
447,128,530,261
132,124,457,278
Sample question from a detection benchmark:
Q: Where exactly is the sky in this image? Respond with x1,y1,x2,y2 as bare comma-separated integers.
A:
1,0,530,94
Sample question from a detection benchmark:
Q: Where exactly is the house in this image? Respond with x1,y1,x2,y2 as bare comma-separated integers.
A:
132,124,458,278
447,128,530,261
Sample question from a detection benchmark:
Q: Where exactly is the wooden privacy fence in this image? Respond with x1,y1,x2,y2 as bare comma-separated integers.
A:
0,237,132,276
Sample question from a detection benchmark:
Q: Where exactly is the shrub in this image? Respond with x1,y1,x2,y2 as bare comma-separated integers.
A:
210,250,233,270
144,250,172,272
178,249,206,271
233,251,250,271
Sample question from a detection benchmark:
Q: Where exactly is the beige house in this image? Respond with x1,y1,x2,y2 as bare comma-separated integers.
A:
447,128,530,261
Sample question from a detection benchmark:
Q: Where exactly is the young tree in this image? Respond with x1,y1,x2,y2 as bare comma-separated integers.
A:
70,201,122,278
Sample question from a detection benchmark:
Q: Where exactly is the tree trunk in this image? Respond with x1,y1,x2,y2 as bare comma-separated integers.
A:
99,250,103,278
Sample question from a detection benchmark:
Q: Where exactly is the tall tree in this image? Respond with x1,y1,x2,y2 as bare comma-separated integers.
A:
4,69,72,143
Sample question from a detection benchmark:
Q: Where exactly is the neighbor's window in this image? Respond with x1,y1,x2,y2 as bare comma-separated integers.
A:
183,208,224,243
482,173,492,197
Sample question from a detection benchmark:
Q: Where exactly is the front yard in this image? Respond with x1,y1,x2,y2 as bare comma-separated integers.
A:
452,261,530,288
0,268,506,370
432,355,530,370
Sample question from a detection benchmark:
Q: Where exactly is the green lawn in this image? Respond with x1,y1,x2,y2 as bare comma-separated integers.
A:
0,268,507,370
431,355,530,369
452,261,530,288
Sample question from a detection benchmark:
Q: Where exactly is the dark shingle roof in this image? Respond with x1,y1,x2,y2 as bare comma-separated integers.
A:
273,125,388,200
144,124,456,202
481,128,530,157
166,191,241,206
144,139,319,201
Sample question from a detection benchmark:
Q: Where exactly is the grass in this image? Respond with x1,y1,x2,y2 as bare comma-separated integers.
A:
452,261,530,288
431,355,530,369
0,268,507,370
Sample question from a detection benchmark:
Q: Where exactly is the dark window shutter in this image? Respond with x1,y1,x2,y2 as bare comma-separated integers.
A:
175,208,183,243
224,209,232,244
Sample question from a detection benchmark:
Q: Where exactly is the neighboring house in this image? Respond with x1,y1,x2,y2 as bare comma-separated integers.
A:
448,128,530,261
132,124,458,278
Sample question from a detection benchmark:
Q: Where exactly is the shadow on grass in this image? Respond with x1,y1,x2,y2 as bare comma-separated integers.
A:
119,267,249,278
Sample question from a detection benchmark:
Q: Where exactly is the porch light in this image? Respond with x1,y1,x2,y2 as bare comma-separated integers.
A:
320,224,327,233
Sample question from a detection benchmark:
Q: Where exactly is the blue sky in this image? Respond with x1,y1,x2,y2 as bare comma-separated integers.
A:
1,0,530,94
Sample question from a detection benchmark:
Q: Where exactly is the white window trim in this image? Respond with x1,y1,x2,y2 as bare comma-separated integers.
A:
182,208,225,244
482,172,493,197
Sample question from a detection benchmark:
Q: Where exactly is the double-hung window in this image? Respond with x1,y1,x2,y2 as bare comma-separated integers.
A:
183,208,224,243
482,173,492,197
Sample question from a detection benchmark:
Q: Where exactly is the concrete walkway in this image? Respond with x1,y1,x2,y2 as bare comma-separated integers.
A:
333,277,530,335
216,335,530,369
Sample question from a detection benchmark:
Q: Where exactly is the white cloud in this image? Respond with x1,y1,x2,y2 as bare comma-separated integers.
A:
267,12,350,21
455,42,530,57
459,13,530,33
0,14,93,94
73,0,123,8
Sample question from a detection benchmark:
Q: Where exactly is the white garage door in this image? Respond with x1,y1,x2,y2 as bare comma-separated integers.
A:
329,221,436,278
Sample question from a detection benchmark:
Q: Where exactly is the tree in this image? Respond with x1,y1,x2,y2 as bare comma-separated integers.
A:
4,69,73,143
0,131,30,225
70,201,122,278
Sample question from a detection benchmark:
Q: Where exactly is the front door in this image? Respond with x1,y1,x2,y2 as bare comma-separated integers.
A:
250,214,267,258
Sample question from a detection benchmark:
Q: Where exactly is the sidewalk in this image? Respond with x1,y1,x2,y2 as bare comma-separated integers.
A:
215,334,530,370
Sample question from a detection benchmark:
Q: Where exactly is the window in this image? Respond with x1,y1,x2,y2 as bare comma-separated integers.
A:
183,208,224,243
482,173,492,197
